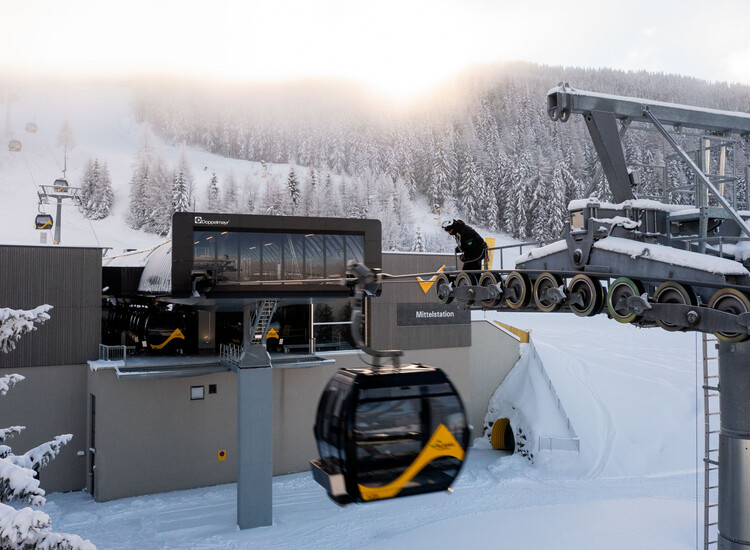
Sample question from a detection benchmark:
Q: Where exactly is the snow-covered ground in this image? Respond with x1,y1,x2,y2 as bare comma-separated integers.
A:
43,311,702,549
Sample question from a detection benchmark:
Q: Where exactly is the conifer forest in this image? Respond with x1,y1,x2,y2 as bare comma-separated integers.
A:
124,62,750,251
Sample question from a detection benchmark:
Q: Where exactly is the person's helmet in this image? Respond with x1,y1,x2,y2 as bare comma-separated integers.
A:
441,218,455,230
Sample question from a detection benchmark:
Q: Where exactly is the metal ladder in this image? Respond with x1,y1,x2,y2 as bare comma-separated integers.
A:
702,333,720,549
250,299,279,345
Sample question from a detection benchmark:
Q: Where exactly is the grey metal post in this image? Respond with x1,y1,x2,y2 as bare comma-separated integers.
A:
236,303,273,529
54,198,63,245
718,341,750,548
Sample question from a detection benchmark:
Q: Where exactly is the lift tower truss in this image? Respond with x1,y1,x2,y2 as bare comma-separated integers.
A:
38,179,81,245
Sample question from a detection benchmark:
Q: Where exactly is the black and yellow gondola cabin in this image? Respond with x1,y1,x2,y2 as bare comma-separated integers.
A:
34,214,53,230
8,139,21,152
311,364,470,505
53,179,69,192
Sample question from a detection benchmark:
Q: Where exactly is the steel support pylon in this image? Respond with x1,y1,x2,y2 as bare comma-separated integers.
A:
717,340,750,548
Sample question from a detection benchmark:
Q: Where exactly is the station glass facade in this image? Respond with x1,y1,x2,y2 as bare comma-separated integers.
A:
193,231,365,286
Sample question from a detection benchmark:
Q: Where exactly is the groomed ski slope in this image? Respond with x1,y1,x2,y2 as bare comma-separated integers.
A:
44,311,702,549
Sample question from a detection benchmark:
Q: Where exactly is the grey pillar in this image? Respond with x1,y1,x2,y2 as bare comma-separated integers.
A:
718,341,750,549
54,198,62,245
237,305,273,529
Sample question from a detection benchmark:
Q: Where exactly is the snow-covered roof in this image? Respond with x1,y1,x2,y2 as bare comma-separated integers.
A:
516,236,749,276
568,198,690,213
516,240,567,263
102,245,165,268
593,237,749,276
137,241,172,294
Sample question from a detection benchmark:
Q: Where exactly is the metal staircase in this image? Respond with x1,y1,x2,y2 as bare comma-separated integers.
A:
702,333,720,549
250,299,279,345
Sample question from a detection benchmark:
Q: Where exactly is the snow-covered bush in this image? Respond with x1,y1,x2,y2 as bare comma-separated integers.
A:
0,307,95,549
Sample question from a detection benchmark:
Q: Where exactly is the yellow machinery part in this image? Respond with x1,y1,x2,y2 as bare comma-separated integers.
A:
357,423,465,501
490,418,513,450
150,328,185,350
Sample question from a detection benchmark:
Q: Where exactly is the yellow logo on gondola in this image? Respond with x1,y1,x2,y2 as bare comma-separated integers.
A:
357,424,464,501
416,265,446,294
150,328,185,349
266,328,279,339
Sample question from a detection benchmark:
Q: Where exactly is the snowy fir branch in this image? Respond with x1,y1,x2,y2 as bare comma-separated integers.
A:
0,460,45,506
0,372,94,548
0,306,53,354
0,426,24,444
0,374,25,396
0,502,95,550
6,435,73,472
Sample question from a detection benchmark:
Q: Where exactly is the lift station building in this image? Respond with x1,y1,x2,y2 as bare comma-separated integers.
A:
0,213,520,502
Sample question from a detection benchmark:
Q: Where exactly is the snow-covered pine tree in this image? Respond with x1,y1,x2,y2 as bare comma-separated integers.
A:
320,172,341,217
302,166,319,216
127,161,149,230
287,167,300,213
430,128,458,209
412,225,426,252
206,172,220,213
143,156,173,236
79,159,114,220
222,171,239,213
172,168,191,214
0,307,94,550
241,175,257,214
176,149,195,206
459,155,482,226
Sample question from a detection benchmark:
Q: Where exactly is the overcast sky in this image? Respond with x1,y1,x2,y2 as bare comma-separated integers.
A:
3,0,750,97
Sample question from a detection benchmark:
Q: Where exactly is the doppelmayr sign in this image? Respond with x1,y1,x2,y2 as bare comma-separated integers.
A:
396,303,470,327
194,216,230,226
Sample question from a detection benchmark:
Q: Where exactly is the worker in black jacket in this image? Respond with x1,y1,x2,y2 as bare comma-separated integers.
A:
441,218,487,281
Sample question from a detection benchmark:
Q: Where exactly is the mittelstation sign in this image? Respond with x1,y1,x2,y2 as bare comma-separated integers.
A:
396,303,470,327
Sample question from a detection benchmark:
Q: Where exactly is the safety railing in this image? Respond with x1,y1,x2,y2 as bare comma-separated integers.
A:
98,344,134,362
538,436,581,453
219,343,243,368
528,338,580,453
484,241,542,271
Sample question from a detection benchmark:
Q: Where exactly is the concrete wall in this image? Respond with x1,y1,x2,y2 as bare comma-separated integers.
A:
0,364,88,493
86,325,522,502
87,345,474,501
87,369,239,502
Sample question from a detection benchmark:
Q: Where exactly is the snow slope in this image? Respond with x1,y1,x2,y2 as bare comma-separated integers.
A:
42,311,702,549
1,83,516,255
